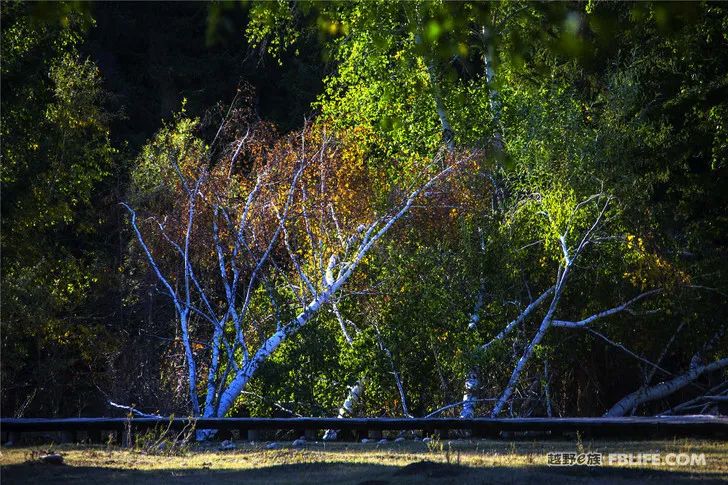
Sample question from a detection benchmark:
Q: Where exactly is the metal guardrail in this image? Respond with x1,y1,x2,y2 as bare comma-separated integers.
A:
1,416,726,439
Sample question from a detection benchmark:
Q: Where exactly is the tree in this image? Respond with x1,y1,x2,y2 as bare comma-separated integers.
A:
123,111,468,426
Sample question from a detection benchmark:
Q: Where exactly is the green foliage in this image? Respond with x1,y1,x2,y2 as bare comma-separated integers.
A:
130,105,205,206
1,2,118,416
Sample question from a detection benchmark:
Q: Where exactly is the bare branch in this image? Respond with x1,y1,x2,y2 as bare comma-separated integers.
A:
551,289,661,328
481,286,555,351
109,401,162,418
585,328,674,379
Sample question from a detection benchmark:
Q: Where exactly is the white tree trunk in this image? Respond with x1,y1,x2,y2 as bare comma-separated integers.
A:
481,286,554,352
323,378,365,441
461,285,486,418
460,371,480,418
427,63,455,152
483,47,503,154
491,264,571,417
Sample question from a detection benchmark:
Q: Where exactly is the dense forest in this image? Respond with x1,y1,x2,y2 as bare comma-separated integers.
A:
2,1,727,423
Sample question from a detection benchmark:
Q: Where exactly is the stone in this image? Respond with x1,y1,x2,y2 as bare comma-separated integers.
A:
292,438,306,447
361,438,374,443
394,437,406,443
377,438,389,444
422,437,432,443
39,454,64,465
266,442,280,450
219,440,236,451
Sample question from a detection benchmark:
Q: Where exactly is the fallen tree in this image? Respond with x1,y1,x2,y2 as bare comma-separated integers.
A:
605,357,728,417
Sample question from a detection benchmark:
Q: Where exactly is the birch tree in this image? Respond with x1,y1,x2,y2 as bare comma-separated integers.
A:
484,190,661,416
124,119,468,427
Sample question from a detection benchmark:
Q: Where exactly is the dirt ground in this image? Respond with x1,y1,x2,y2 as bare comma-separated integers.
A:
1,438,726,484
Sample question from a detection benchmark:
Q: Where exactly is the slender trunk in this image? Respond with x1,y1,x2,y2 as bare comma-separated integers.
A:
481,43,505,209
426,62,455,152
491,315,551,416
332,301,353,345
460,372,480,418
338,379,365,418
481,286,554,352
178,311,200,416
543,359,553,417
386,350,410,417
414,27,454,152
461,285,486,418
483,47,503,154
203,324,223,418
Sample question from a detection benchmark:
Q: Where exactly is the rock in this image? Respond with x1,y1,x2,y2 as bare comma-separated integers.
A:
361,438,373,443
292,438,306,447
322,429,338,441
395,460,462,478
422,437,432,443
219,440,236,451
39,454,64,465
266,442,280,450
377,438,389,444
394,437,406,443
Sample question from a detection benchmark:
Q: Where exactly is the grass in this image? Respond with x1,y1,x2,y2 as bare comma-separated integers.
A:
1,438,727,484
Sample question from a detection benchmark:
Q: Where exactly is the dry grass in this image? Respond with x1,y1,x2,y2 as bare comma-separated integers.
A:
1,438,726,484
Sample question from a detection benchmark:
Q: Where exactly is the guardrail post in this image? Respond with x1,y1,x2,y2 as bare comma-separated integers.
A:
471,424,498,439
355,428,368,442
368,430,382,440
6,432,20,446
122,428,134,448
